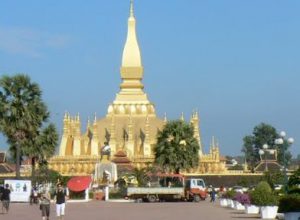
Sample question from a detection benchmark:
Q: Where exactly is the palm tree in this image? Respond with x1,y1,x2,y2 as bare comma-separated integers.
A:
24,124,58,178
0,74,57,178
154,120,199,174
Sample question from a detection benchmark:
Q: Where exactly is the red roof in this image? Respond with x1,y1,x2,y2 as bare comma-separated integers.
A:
112,157,131,163
114,150,128,157
113,150,131,164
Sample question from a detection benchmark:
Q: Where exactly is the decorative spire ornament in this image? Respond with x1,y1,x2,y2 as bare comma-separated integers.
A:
130,0,134,17
180,112,184,121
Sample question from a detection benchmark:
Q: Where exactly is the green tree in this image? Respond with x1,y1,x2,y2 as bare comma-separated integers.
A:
25,123,58,179
263,171,284,189
242,123,292,171
131,167,151,187
0,74,58,178
228,164,244,171
33,162,62,186
288,168,300,188
154,120,199,174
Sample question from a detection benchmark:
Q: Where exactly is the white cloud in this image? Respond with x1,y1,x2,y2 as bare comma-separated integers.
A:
0,26,70,58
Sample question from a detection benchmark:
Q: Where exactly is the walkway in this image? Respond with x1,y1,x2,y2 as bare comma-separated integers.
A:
1,199,260,220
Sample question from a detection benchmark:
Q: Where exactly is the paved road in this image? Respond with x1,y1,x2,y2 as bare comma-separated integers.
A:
1,200,260,220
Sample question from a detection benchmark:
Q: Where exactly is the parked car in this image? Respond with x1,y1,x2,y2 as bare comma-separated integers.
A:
232,186,247,193
274,184,283,190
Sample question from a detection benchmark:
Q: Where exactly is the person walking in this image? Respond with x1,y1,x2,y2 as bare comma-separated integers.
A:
0,184,4,200
1,184,11,214
210,188,216,202
54,184,68,220
30,187,39,205
39,189,51,220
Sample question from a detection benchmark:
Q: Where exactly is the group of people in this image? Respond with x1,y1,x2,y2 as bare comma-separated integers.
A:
1,183,68,220
37,183,68,220
0,142,110,218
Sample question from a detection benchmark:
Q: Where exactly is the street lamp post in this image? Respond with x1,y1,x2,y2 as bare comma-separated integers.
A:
275,131,294,193
259,144,275,172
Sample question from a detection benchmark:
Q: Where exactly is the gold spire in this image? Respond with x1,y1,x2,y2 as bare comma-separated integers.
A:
64,111,68,121
163,112,167,124
211,136,216,148
93,112,97,124
120,0,143,88
180,112,185,121
87,117,91,130
110,0,156,116
92,113,98,138
121,0,142,68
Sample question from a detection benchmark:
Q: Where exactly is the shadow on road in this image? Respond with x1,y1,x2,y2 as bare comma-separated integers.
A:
230,211,260,219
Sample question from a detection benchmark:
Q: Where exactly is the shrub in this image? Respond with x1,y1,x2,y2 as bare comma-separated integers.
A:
278,194,300,213
255,181,272,193
109,189,126,199
288,168,300,188
109,190,125,199
288,186,300,195
233,192,251,205
263,171,284,189
250,181,278,206
223,190,236,199
89,191,95,199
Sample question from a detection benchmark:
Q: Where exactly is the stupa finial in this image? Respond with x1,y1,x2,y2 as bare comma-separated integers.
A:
180,112,184,121
130,0,134,17
164,112,167,122
94,112,97,124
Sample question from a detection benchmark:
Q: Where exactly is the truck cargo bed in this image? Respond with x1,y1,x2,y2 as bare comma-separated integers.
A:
127,187,184,196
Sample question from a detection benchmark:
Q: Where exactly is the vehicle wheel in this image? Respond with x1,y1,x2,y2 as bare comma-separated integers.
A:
148,195,157,203
193,195,200,202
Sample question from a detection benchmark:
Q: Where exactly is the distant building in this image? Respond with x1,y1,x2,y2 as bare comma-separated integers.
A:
254,149,282,172
0,152,14,175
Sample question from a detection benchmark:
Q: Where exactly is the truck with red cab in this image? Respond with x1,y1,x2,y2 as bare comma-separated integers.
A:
126,174,207,202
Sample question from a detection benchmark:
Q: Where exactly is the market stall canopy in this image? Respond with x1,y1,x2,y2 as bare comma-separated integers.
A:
67,176,92,192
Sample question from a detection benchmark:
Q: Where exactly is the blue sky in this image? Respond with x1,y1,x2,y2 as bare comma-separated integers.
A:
0,0,299,157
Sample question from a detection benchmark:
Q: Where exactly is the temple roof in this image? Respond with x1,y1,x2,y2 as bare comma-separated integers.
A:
254,161,283,172
0,152,14,174
112,150,132,164
114,150,128,157
112,157,131,164
0,164,14,174
0,152,5,163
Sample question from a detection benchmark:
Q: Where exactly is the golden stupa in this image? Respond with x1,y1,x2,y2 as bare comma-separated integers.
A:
48,1,226,176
